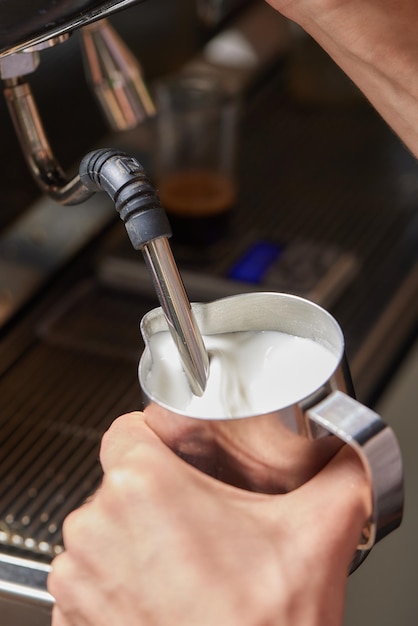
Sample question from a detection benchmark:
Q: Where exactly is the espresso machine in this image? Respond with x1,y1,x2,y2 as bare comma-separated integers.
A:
0,1,416,624
0,2,282,622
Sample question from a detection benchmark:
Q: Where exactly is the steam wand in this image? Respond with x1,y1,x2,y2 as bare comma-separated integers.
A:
79,148,210,396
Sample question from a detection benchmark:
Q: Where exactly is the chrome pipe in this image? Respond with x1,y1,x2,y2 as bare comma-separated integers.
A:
3,79,93,205
142,237,210,396
81,18,155,131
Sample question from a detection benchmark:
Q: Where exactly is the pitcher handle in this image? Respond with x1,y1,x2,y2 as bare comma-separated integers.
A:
306,390,403,554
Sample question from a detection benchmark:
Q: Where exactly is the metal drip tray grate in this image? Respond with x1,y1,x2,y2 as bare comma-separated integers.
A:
0,283,146,559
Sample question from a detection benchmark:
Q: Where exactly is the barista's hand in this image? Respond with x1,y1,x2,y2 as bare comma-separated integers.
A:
48,410,370,626
265,0,418,157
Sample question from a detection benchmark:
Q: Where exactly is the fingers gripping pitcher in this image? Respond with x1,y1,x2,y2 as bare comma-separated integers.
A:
139,292,404,571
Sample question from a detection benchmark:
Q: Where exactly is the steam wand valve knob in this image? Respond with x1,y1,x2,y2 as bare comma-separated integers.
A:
79,148,210,396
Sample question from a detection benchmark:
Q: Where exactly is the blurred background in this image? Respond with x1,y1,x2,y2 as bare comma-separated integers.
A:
0,1,416,623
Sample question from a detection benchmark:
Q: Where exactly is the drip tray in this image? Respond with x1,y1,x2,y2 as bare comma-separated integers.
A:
0,281,151,560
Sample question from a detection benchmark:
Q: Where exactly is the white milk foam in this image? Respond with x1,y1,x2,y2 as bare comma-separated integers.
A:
145,330,337,418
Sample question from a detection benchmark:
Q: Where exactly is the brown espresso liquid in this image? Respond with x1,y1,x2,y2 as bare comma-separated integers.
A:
158,169,237,247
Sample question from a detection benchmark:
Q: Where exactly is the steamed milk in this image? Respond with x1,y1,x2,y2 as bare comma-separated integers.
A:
145,330,337,418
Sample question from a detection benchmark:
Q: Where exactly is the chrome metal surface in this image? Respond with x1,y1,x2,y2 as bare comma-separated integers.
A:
81,18,155,131
24,34,71,53
0,554,53,626
0,52,40,80
0,0,146,58
4,80,94,205
143,237,210,396
307,391,404,549
2,7,154,204
0,193,115,327
0,554,52,606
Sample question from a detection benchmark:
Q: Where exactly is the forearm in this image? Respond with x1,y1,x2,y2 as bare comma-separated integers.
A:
268,1,418,157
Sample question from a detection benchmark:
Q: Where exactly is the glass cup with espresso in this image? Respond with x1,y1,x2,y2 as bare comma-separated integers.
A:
154,74,238,250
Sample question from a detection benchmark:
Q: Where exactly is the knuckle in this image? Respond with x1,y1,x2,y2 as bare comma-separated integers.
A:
47,553,73,601
60,505,98,554
104,459,160,504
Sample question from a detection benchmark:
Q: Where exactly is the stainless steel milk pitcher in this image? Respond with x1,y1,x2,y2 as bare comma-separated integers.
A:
139,292,404,566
